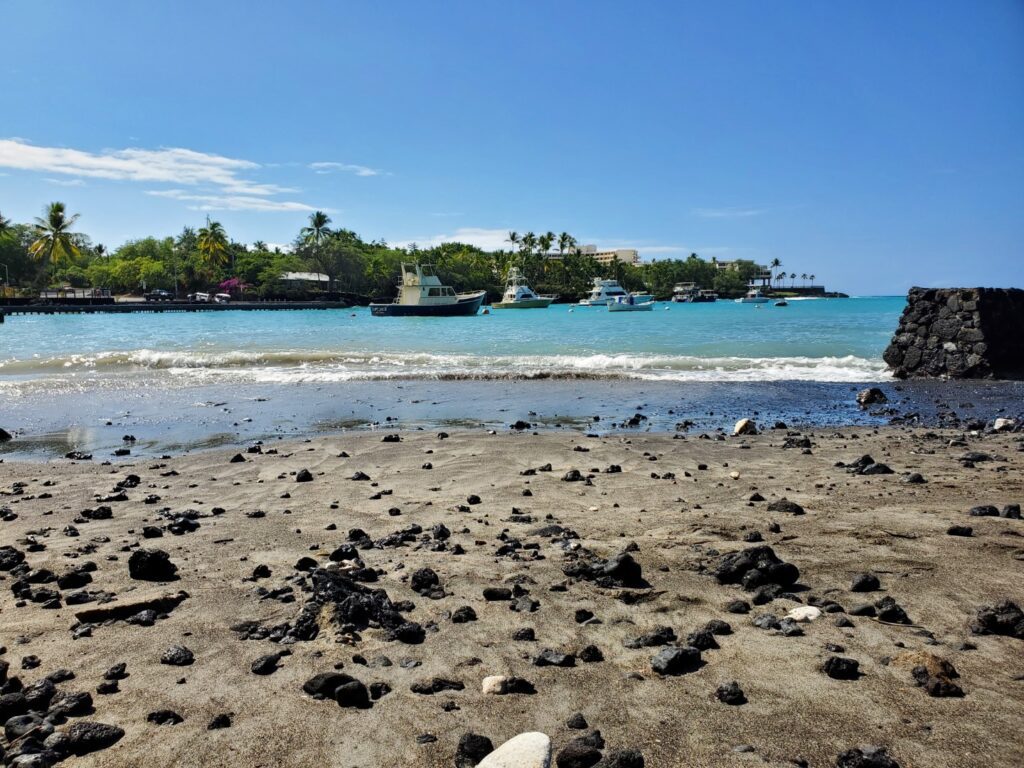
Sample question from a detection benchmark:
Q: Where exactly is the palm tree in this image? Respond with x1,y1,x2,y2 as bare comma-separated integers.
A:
801,273,808,287
769,258,782,289
29,202,81,278
252,240,267,252
520,232,536,256
809,274,816,287
506,231,520,250
197,217,229,273
789,272,796,288
557,232,575,258
300,210,333,247
0,210,11,238
94,244,107,259
537,232,554,257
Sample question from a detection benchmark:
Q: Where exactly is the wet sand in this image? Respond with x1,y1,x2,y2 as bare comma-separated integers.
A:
1,426,1022,767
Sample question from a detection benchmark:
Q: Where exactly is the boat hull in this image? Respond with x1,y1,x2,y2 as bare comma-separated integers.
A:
608,302,654,312
370,292,485,317
492,298,555,309
740,298,769,304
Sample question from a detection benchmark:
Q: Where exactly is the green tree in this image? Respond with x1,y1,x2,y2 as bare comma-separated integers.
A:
196,217,229,275
768,258,782,289
301,211,333,247
29,202,81,280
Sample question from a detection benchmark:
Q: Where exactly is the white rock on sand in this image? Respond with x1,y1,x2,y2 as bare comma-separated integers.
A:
733,418,757,436
482,675,509,695
477,732,551,768
786,605,822,622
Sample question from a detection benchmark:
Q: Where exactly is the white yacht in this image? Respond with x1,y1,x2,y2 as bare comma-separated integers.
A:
578,278,629,306
738,289,769,304
608,295,654,312
492,267,556,309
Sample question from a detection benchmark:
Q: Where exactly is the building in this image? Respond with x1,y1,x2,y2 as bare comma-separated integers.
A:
712,259,773,289
280,272,330,288
547,244,640,266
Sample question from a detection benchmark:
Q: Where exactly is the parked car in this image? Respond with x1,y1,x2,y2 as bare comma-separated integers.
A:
187,292,211,303
144,289,173,302
213,293,232,304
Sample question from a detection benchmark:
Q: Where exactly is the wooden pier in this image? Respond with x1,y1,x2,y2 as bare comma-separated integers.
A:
0,301,351,321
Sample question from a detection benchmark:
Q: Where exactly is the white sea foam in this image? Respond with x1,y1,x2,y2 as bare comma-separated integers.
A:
0,348,890,384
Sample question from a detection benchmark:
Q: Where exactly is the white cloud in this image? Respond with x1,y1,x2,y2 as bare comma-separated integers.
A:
0,138,293,195
390,227,513,251
44,177,86,187
691,206,766,218
309,161,385,177
146,189,317,212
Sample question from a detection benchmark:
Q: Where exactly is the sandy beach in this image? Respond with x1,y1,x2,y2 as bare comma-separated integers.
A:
1,425,1022,767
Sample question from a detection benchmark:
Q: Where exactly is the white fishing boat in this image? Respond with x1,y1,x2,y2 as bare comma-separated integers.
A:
738,289,769,304
370,263,485,316
578,278,629,306
607,295,654,312
492,267,556,309
630,291,655,303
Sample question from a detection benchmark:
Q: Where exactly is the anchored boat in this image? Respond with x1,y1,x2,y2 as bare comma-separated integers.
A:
492,267,556,309
607,294,654,312
370,263,485,317
738,289,769,304
579,278,629,306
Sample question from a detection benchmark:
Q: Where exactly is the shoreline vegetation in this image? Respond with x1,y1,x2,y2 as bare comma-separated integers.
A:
0,205,837,305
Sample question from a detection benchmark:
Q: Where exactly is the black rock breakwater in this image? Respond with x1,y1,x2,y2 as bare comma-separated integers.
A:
884,287,1024,379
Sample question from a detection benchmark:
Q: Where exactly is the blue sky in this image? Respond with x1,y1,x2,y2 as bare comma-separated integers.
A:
1,0,1021,294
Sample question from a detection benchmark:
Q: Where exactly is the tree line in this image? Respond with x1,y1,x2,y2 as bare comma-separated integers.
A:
0,202,795,301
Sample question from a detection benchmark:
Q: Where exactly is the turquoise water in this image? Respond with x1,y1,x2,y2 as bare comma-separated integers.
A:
0,297,903,392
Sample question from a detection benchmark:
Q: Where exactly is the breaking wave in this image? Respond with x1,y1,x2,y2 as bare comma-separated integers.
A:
0,348,890,384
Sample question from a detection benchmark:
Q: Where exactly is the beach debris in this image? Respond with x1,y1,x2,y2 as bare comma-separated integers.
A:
823,656,861,680
836,746,901,767
970,600,1024,639
856,388,888,406
716,681,747,705
733,418,758,436
457,732,496,766
127,549,178,581
785,606,821,623
651,645,701,676
160,645,194,666
713,545,800,592
481,675,535,695
850,573,881,592
476,732,551,768
766,499,804,515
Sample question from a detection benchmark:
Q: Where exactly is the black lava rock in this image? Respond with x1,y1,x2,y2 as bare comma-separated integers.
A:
650,646,701,676
716,681,747,705
127,549,178,581
823,656,861,680
456,732,494,767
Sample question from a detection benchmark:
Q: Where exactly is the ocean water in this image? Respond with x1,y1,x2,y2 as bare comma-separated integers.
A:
4,295,1024,459
0,296,903,393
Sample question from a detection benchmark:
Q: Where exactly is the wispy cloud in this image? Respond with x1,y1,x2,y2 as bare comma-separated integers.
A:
146,189,317,213
0,138,322,213
691,206,766,219
390,227,512,251
309,161,385,177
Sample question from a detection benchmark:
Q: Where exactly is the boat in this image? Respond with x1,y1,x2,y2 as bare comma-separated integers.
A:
608,295,654,312
672,283,718,303
774,300,788,307
738,289,769,304
630,291,655,303
370,263,486,317
579,278,629,306
671,282,697,302
492,268,556,309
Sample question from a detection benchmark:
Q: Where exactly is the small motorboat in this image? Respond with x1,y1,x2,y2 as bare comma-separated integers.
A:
492,267,556,309
738,289,769,304
774,300,788,307
608,295,654,312
370,263,485,316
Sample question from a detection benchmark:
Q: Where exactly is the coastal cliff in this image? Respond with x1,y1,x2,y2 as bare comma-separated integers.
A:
884,287,1024,379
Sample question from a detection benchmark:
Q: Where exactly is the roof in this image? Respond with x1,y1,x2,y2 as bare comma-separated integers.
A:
280,272,329,282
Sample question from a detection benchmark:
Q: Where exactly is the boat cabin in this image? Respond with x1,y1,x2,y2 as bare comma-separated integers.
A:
396,263,458,305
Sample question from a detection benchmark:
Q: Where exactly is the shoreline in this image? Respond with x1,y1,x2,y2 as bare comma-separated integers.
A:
0,427,1021,767
2,377,1022,462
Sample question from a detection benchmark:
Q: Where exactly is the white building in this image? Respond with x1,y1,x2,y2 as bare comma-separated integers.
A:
548,244,640,266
